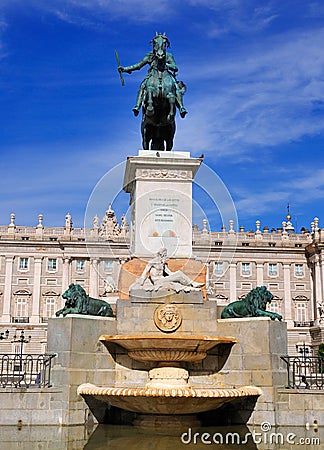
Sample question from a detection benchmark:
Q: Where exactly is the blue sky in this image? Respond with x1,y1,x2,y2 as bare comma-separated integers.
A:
0,1,323,232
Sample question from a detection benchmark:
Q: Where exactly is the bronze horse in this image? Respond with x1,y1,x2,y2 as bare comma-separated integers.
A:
119,33,187,151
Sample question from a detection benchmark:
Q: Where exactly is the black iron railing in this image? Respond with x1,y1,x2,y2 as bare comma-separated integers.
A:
293,321,315,327
11,317,30,323
281,355,324,389
0,353,56,388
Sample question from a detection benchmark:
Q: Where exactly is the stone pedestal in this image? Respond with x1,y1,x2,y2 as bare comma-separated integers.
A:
123,151,202,258
46,315,117,425
214,318,288,425
116,293,217,336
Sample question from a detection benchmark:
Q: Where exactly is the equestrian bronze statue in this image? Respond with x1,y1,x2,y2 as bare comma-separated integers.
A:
117,33,187,151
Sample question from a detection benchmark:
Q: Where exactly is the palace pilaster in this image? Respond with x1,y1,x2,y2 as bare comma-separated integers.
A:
30,257,43,324
1,256,15,323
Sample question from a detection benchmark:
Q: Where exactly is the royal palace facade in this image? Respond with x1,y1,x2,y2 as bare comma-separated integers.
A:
0,208,323,355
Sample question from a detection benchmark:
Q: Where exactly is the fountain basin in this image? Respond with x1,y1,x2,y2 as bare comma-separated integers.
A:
78,333,262,421
99,334,237,362
77,383,262,415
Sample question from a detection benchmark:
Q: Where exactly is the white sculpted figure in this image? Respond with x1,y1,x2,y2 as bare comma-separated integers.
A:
130,248,204,293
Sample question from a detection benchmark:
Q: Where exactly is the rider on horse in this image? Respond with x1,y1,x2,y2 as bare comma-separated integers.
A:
119,33,188,119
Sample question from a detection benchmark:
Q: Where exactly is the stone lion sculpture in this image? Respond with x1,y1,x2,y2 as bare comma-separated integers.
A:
221,286,282,321
56,283,114,317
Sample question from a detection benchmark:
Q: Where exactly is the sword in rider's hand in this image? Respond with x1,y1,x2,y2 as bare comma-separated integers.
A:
115,50,125,86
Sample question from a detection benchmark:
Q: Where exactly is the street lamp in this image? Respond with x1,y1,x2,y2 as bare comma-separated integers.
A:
296,342,311,359
0,330,10,340
12,330,31,358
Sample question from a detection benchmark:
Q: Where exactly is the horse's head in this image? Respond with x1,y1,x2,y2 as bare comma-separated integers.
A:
152,32,170,60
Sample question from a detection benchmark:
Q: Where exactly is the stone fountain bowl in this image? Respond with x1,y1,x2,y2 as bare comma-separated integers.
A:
98,334,238,362
77,383,262,415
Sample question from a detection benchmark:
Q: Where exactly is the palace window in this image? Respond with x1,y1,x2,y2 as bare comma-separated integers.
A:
48,258,57,271
295,264,304,276
269,263,278,276
214,262,223,276
76,259,85,271
241,263,251,276
296,302,307,323
268,301,280,315
16,298,27,318
44,297,56,318
19,257,29,270
12,290,31,323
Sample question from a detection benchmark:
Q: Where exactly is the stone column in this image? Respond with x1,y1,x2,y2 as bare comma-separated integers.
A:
2,256,15,323
314,255,322,304
310,263,316,322
229,262,237,302
62,257,71,292
89,259,99,298
314,255,323,325
320,256,324,306
283,263,292,325
256,262,264,287
31,257,43,324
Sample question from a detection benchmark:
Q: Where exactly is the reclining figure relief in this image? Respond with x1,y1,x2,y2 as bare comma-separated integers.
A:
130,248,204,294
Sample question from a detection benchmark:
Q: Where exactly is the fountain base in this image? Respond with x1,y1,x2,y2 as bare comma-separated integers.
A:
77,383,262,416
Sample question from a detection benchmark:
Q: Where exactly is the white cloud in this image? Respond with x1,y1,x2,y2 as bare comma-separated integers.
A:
176,27,324,157
235,190,290,217
187,0,279,36
26,0,177,26
228,166,324,228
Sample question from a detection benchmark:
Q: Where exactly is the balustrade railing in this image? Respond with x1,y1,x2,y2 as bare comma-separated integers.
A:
0,353,56,388
281,355,324,389
293,321,315,328
11,317,29,324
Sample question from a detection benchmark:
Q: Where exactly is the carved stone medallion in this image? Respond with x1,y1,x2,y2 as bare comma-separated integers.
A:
154,303,182,333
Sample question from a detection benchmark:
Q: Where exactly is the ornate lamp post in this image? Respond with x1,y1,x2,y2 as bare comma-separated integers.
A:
296,342,311,360
0,329,10,340
12,330,31,358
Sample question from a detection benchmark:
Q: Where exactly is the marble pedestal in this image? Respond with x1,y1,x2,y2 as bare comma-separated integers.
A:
123,150,202,258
